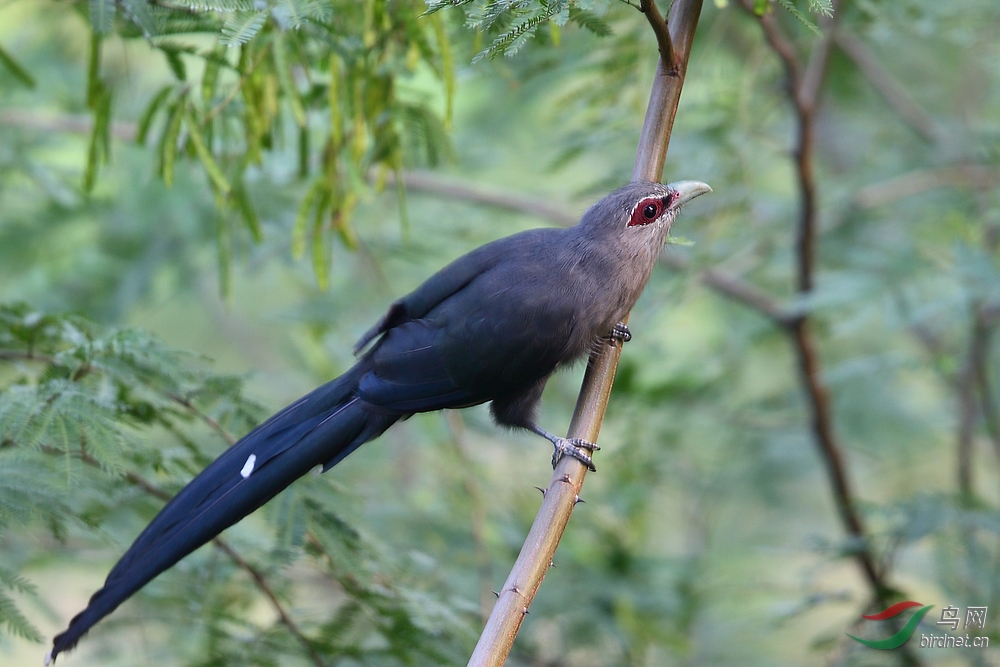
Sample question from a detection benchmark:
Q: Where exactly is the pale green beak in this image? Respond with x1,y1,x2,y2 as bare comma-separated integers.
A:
666,180,712,207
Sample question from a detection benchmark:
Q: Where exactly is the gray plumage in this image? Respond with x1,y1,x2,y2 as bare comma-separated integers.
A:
49,179,709,662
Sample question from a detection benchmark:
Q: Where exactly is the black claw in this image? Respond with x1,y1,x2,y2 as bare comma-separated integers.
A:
609,322,632,344
551,437,599,471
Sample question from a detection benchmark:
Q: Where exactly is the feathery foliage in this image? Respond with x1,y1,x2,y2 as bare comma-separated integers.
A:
0,303,472,661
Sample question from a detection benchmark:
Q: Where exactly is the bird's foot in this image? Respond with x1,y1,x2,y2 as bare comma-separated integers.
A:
609,322,632,345
551,437,600,472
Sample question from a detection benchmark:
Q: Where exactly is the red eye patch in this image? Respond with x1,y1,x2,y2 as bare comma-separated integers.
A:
628,196,667,227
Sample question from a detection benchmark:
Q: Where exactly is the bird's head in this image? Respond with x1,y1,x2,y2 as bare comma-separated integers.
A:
581,180,711,240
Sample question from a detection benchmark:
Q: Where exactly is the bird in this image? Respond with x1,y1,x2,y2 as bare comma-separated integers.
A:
48,179,710,662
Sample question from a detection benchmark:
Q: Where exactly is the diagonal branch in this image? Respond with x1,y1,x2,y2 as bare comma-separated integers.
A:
467,2,705,665
639,0,679,72
169,393,238,446
658,253,797,327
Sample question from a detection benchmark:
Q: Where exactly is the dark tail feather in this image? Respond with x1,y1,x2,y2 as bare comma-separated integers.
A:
50,364,396,662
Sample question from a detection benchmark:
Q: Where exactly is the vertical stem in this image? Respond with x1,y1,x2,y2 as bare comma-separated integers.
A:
466,2,704,665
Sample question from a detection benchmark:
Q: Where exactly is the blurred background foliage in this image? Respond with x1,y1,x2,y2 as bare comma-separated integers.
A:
1,0,1000,665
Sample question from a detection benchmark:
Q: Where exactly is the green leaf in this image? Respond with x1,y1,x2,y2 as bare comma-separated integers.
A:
122,0,158,36
776,0,821,35
162,47,187,81
221,10,268,46
86,31,102,108
159,96,186,187
430,14,454,128
809,0,833,16
89,0,116,34
473,3,565,62
293,178,325,259
84,88,112,193
202,47,224,103
215,214,232,298
233,183,263,242
328,54,342,146
0,44,36,88
568,6,611,37
311,192,331,290
272,34,307,127
184,106,232,196
136,85,174,146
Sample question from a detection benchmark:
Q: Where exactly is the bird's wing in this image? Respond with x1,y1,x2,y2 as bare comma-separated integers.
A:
358,319,479,413
353,232,543,354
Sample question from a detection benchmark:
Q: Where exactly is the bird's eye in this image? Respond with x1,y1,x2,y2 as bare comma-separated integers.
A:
628,197,665,227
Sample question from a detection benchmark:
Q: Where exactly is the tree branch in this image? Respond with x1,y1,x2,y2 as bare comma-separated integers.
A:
59,447,327,667
639,0,678,72
956,310,990,497
855,164,1000,209
0,348,57,364
0,111,798,330
467,2,705,665
834,28,940,143
169,394,238,446
743,0,905,613
658,253,797,327
380,170,578,227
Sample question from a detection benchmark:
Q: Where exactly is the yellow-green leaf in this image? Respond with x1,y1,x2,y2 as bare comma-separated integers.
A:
136,85,173,146
234,184,263,242
311,187,333,290
159,96,185,188
184,106,231,197
273,34,306,128
293,178,325,259
328,54,343,146
430,14,454,129
86,32,102,108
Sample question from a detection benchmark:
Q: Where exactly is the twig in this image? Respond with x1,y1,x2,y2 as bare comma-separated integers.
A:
639,0,678,72
976,326,1000,467
834,29,940,143
60,447,327,667
380,170,578,227
0,348,57,364
742,0,899,609
956,310,990,497
855,165,1000,209
0,110,796,330
658,253,796,327
212,540,327,667
0,109,137,141
467,2,705,665
169,393,238,446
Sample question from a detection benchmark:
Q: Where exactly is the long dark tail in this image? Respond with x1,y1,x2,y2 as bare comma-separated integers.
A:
50,362,397,662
